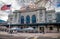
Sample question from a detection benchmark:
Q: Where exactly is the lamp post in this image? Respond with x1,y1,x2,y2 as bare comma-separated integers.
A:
8,22,11,33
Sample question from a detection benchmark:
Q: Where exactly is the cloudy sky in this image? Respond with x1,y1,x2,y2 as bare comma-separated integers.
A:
0,0,20,11
0,0,60,21
0,0,60,12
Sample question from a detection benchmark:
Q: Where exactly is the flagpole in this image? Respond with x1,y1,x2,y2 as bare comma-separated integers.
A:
8,4,12,33
0,1,12,33
8,22,10,33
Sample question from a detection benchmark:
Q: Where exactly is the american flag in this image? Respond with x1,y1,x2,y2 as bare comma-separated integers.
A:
1,5,11,10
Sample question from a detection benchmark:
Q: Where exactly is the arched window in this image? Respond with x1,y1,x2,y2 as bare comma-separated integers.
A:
32,15,36,23
21,16,24,24
26,15,30,24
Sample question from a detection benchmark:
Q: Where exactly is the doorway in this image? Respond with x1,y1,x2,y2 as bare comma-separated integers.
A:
40,27,44,33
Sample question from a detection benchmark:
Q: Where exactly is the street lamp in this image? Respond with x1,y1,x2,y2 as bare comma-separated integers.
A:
8,22,11,33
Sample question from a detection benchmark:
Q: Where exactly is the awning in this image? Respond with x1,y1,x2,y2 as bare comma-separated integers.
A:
0,23,60,27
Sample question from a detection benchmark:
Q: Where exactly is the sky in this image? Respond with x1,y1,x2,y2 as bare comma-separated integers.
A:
0,0,20,11
45,0,60,12
55,0,60,12
0,0,60,12
0,0,60,21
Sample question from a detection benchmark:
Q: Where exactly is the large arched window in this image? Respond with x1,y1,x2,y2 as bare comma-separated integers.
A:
32,15,36,23
21,16,24,24
26,15,30,24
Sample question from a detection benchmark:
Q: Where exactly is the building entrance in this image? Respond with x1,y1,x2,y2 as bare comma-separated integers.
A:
39,27,44,33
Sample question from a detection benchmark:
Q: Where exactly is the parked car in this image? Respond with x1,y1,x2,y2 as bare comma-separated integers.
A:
9,27,22,33
22,27,38,33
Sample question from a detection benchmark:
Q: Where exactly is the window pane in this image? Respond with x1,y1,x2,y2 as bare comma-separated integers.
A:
21,16,24,24
32,15,36,23
26,15,30,24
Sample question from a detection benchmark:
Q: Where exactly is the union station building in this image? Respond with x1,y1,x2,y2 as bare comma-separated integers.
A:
4,6,60,33
0,0,60,33
1,7,60,33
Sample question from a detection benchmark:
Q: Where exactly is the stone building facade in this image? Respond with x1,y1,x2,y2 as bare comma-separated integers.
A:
11,7,46,24
46,10,56,23
8,7,59,33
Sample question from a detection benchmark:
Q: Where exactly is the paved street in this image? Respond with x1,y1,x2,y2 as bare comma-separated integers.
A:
0,32,60,39
0,34,60,39
0,35,26,39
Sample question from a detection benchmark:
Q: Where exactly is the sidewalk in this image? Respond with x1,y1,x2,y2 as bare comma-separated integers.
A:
0,31,60,38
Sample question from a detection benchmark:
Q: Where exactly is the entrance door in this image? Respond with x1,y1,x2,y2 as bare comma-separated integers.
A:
40,27,44,33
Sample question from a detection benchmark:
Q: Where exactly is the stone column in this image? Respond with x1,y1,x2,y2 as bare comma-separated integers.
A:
36,11,40,23
16,13,20,24
44,26,46,33
57,25,59,33
38,26,40,33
